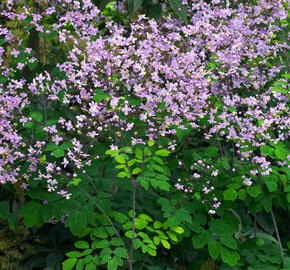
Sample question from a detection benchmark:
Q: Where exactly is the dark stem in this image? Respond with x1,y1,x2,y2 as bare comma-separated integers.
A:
270,209,285,264
109,171,118,194
254,214,256,242
231,142,235,169
181,240,185,269
129,180,136,270
77,186,125,249
126,160,136,270
216,133,224,157
254,161,265,191
254,168,284,263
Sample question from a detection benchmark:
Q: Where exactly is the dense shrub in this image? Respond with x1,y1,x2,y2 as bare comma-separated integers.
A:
0,0,289,269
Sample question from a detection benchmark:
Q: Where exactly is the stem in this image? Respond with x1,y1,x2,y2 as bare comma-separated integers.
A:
181,240,185,269
77,186,125,249
109,171,118,194
254,161,265,191
84,173,98,194
254,214,256,242
270,209,285,264
125,160,136,270
129,180,136,270
254,168,284,263
231,142,235,169
216,133,224,157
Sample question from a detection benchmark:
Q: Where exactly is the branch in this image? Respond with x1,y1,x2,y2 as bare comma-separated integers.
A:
125,160,136,270
270,209,285,264
77,186,125,249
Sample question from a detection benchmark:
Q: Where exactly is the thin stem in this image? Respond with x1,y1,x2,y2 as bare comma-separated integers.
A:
84,173,98,194
270,209,285,264
125,160,136,270
216,133,224,157
109,171,118,194
181,240,185,269
254,161,264,190
254,168,284,263
129,180,136,270
77,186,125,249
231,142,235,170
254,214,256,242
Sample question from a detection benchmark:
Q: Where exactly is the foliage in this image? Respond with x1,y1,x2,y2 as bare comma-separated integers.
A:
0,0,289,269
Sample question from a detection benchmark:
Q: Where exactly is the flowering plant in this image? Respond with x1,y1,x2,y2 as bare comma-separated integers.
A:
0,0,289,269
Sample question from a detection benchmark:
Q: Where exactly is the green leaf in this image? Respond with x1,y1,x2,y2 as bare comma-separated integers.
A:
209,219,235,237
155,149,170,157
62,258,77,270
92,239,110,249
208,239,221,259
113,212,128,224
60,142,73,150
223,189,238,201
92,227,109,239
148,164,164,173
28,60,38,71
275,148,287,160
167,231,177,241
148,140,154,147
110,238,124,247
115,155,125,164
161,239,170,249
68,178,82,187
132,168,141,175
153,221,163,229
53,148,65,158
30,111,43,121
247,185,262,198
85,262,97,270
75,241,89,249
255,232,279,245
46,142,58,151
220,235,237,249
265,180,278,192
136,176,149,190
239,189,247,200
117,171,128,178
192,231,208,249
107,256,119,270
147,247,157,256
220,246,240,266
19,200,43,228
173,226,184,234
125,230,133,238
128,0,143,16
260,145,275,157
8,214,18,231
114,247,128,258
281,73,290,79
67,211,87,235
205,146,218,158
134,148,143,161
153,236,160,245
169,0,187,23
93,90,109,103
128,159,136,166
0,201,9,219
66,251,82,258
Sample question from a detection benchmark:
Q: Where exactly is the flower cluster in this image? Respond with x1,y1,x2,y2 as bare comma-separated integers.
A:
0,0,288,200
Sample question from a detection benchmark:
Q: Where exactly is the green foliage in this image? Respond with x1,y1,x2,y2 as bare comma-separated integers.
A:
1,1,289,270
